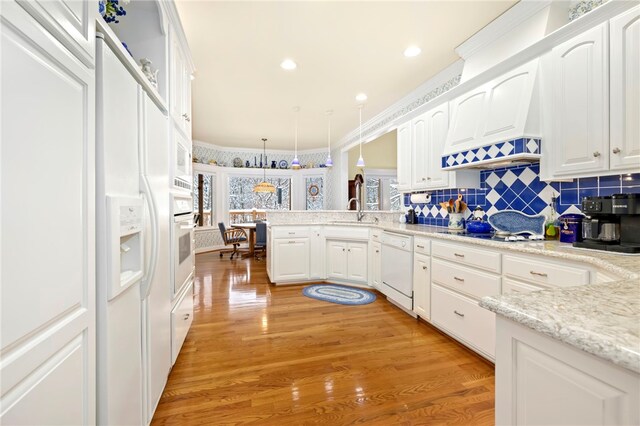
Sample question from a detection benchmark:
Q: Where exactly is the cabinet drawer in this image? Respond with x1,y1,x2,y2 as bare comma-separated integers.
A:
272,226,310,238
171,281,194,365
502,277,548,294
432,241,501,273
414,237,430,255
324,226,369,240
432,258,500,300
503,255,589,288
432,284,495,358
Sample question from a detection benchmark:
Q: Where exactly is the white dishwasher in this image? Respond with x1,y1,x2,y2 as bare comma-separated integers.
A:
381,231,414,311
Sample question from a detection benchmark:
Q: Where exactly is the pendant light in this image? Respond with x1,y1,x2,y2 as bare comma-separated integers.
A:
325,110,333,167
356,104,365,168
253,138,276,193
291,106,301,170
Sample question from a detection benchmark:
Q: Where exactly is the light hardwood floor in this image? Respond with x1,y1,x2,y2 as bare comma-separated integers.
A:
152,252,495,425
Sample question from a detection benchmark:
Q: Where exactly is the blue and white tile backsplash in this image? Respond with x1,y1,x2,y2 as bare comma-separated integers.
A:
441,138,541,169
404,163,640,227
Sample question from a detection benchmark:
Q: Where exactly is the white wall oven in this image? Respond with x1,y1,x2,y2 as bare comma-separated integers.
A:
173,131,192,191
172,194,194,297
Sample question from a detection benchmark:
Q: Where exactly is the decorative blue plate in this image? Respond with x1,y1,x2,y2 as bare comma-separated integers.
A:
488,210,546,235
279,160,288,169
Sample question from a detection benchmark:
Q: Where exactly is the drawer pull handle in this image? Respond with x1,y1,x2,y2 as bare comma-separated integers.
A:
416,244,425,249
454,253,465,258
288,241,296,244
422,266,427,270
183,313,190,320
288,232,295,235
373,234,379,238
454,276,464,282
530,271,548,277
454,310,465,317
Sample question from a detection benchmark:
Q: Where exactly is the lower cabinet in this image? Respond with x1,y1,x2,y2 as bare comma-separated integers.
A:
326,240,368,283
413,252,430,320
171,280,194,365
371,241,382,289
432,284,496,359
309,226,324,280
496,317,639,426
272,238,310,282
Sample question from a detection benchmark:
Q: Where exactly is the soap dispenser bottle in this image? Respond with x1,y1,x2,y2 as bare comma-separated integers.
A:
545,196,560,240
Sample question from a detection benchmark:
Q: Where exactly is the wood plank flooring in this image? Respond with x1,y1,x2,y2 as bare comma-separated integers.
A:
152,252,495,425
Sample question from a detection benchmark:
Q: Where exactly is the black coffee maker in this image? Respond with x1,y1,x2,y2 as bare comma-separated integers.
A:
573,194,640,253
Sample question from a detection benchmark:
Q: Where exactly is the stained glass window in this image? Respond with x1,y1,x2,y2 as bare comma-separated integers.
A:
193,173,215,226
364,176,401,211
228,177,291,210
305,177,324,210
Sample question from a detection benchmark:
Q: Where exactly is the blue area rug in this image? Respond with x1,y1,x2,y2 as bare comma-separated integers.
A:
302,284,376,305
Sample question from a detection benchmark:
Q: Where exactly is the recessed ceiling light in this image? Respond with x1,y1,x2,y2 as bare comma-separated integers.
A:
280,59,297,70
404,46,422,57
355,93,367,102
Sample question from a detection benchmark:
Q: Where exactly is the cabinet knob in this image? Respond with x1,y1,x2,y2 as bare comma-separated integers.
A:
612,147,621,154
182,113,188,118
342,248,345,252
593,151,601,158
183,313,190,320
348,249,351,252
421,177,426,181
422,266,427,270
375,250,379,253
427,177,432,180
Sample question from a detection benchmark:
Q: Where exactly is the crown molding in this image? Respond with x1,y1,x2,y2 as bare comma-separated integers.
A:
455,0,553,60
193,139,328,156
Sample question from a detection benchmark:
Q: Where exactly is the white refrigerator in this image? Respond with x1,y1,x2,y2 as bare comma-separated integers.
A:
96,35,172,425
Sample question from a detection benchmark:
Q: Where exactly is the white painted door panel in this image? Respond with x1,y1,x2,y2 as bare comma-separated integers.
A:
396,122,411,191
326,241,348,280
346,242,368,283
411,113,428,189
412,253,430,320
446,90,487,150
610,6,640,171
425,104,450,189
371,241,382,289
1,2,95,423
273,239,310,281
551,23,609,175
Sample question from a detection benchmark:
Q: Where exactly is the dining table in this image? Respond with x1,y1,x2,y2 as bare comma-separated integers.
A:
230,222,266,256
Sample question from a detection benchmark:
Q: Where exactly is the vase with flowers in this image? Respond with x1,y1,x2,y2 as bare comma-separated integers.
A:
99,0,130,24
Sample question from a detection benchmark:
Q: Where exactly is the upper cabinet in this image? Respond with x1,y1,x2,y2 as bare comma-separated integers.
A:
610,5,640,171
170,26,193,138
548,23,609,176
397,103,479,193
443,59,541,168
542,6,640,179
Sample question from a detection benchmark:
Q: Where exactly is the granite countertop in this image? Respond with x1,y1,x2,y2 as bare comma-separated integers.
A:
270,220,640,373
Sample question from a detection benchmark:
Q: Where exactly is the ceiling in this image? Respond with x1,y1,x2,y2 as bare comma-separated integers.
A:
176,1,517,151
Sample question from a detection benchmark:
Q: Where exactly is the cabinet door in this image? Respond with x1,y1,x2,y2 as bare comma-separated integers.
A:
411,113,428,190
610,6,640,171
425,104,450,189
396,121,412,191
326,241,348,279
309,227,324,279
371,241,382,289
412,253,430,320
347,242,368,283
1,3,95,423
446,87,487,152
273,238,310,281
170,28,186,131
551,23,609,176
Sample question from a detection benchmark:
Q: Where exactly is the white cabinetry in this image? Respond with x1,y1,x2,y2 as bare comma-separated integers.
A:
610,6,640,171
1,2,95,423
371,240,382,289
412,238,431,320
326,240,368,283
170,27,192,137
397,121,412,191
399,103,479,192
309,226,325,280
550,23,609,176
496,317,640,426
272,238,310,282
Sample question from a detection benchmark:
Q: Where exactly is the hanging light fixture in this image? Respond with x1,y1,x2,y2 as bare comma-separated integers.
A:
253,138,276,193
291,106,301,170
325,110,333,167
356,104,365,168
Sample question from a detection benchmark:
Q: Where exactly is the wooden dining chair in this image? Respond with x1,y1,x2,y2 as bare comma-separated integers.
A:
218,222,248,260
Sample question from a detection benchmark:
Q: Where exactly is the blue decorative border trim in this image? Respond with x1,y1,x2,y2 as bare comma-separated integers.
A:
441,138,541,169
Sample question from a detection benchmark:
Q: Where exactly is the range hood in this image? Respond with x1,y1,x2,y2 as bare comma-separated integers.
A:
441,58,542,170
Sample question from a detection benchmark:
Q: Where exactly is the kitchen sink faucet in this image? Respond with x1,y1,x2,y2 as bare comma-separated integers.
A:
347,174,365,222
